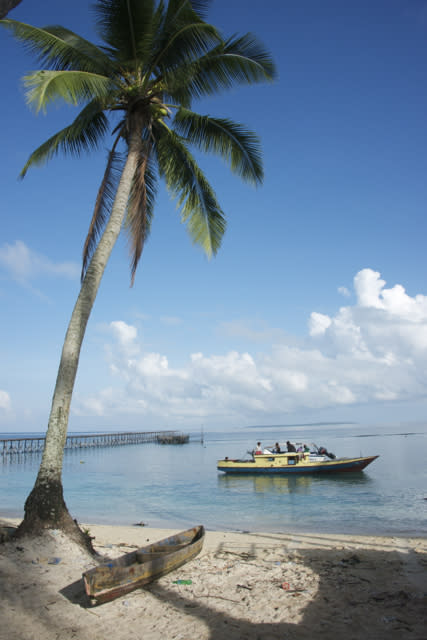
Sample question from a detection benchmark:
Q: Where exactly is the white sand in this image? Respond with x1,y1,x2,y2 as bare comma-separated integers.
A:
0,517,426,640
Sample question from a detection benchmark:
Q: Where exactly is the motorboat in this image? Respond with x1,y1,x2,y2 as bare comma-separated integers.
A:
217,443,378,475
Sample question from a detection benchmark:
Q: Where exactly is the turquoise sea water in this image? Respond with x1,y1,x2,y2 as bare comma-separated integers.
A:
1,423,426,536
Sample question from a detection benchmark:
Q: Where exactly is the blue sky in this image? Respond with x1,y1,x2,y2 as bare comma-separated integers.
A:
1,0,427,433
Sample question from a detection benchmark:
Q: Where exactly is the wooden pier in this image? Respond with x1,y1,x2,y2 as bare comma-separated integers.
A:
0,430,189,457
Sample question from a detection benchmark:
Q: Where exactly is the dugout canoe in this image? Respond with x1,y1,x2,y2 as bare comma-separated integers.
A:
83,525,205,605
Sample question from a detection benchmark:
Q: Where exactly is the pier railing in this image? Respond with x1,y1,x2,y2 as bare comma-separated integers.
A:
0,430,189,457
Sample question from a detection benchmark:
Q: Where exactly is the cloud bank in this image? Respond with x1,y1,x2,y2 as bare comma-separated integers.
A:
74,269,427,427
0,390,11,414
0,241,79,285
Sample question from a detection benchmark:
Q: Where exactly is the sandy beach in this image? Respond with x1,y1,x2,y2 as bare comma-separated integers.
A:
0,516,426,640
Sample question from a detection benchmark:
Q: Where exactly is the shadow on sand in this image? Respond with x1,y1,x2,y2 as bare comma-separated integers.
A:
2,528,426,640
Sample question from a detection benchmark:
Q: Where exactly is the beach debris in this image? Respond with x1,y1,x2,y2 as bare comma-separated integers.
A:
32,556,53,564
0,526,17,543
280,582,307,593
173,579,192,585
216,550,256,560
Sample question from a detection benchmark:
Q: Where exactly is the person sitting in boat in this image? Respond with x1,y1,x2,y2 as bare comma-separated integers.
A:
273,442,281,453
286,441,296,452
255,442,263,455
303,444,310,452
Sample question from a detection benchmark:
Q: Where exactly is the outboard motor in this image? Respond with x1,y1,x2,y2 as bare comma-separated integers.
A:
318,446,335,459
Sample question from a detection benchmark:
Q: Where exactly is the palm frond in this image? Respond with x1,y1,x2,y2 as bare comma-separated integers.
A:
156,126,225,256
188,0,211,19
82,143,125,280
0,19,111,73
164,32,276,103
174,108,263,185
150,1,220,76
125,151,157,284
161,23,219,70
20,100,109,177
93,0,156,66
5,0,275,277
221,33,277,82
163,0,203,30
23,69,114,113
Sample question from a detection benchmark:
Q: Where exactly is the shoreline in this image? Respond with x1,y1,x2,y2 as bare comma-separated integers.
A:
3,514,427,548
1,516,426,639
3,510,426,539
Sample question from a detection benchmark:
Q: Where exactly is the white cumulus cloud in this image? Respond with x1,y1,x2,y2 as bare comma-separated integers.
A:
338,286,351,297
309,312,332,336
0,390,11,412
72,269,427,427
110,321,138,349
0,240,79,285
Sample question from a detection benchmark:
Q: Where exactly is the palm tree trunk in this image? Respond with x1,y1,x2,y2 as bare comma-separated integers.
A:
17,126,142,544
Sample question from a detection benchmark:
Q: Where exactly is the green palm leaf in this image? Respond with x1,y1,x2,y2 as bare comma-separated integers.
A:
156,21,219,72
174,108,263,185
94,0,157,66
0,19,111,73
220,33,277,82
23,69,113,113
188,0,211,19
156,126,225,256
20,100,109,177
150,0,220,75
165,33,276,103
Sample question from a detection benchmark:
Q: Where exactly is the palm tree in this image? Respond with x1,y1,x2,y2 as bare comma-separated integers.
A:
1,0,276,545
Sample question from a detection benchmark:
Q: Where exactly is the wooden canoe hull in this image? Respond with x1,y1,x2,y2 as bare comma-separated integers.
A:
83,525,204,605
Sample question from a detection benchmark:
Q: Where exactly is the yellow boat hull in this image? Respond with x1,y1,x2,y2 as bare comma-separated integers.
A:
217,452,379,474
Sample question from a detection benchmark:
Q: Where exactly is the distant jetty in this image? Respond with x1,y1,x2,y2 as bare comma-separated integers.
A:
156,433,189,445
0,430,190,457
